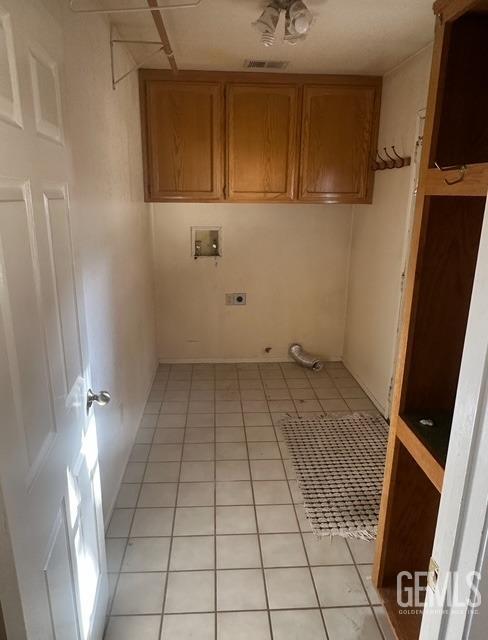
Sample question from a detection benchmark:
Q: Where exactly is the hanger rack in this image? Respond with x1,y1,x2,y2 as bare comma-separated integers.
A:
71,1,205,85
69,0,202,15
110,29,169,89
373,146,411,171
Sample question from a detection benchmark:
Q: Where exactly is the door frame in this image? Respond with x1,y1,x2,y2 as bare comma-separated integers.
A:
420,194,488,638
387,108,426,417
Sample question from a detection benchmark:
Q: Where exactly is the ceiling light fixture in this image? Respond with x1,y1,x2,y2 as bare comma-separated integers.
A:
252,0,313,47
285,0,314,44
252,1,281,47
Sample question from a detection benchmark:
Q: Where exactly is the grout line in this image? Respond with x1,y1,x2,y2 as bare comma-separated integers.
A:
106,421,157,622
345,536,387,640
212,365,218,640
107,530,379,544
241,371,275,640
154,370,178,640
276,362,331,640
107,602,378,617
106,487,142,621
104,375,170,631
106,362,381,638
109,561,359,573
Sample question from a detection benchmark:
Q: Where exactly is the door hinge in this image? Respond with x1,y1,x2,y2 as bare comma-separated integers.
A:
428,557,439,591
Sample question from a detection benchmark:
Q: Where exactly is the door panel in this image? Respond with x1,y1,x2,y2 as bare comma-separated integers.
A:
0,6,21,127
44,507,81,640
28,44,63,144
0,179,55,473
144,80,223,201
300,85,377,203
0,2,108,638
68,442,104,638
43,187,83,394
227,83,298,201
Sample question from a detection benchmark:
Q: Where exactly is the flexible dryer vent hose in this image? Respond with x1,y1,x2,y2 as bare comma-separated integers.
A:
289,343,323,372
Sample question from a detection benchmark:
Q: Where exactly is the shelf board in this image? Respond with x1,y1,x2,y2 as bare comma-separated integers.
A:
401,410,451,467
395,417,445,492
424,162,488,196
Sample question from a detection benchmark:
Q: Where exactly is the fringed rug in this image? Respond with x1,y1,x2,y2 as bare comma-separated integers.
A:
279,412,389,540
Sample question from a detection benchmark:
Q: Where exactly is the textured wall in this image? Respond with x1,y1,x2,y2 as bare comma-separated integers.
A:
152,202,353,363
61,7,157,519
343,45,433,415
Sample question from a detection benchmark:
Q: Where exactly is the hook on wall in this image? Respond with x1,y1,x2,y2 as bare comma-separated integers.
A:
383,147,396,169
375,149,387,170
373,146,411,171
392,146,406,168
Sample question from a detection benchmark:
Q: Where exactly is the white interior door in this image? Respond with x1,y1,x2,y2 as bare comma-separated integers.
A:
0,1,108,638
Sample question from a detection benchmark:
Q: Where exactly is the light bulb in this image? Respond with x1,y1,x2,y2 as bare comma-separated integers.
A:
252,2,280,47
294,13,311,34
285,0,313,41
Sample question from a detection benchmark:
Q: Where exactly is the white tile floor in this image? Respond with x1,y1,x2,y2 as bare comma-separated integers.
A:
104,362,395,640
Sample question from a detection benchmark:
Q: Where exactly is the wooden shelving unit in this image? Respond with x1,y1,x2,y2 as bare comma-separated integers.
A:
396,418,444,493
373,2,488,638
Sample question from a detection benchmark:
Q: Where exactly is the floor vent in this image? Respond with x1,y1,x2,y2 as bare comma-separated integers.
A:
244,59,289,70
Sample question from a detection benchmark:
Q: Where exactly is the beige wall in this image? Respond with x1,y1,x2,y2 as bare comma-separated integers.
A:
61,7,157,519
152,203,353,362
343,45,433,416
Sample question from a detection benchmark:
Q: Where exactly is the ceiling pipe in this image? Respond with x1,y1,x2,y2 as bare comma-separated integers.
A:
146,0,178,73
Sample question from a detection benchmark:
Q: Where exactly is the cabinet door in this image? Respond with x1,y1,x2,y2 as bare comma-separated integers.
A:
143,81,223,201
227,84,299,201
299,85,378,204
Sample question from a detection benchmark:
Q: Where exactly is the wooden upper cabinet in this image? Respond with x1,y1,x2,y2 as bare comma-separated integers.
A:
299,85,379,204
226,84,299,201
139,71,381,204
142,80,223,201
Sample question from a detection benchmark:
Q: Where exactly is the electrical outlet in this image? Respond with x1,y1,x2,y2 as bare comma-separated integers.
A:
225,293,247,305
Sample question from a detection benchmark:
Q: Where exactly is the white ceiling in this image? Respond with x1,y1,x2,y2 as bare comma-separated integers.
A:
104,0,434,75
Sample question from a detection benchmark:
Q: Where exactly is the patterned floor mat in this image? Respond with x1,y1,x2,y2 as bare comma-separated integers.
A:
279,412,389,540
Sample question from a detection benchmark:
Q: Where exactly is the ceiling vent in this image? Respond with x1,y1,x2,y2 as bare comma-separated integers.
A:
244,59,289,70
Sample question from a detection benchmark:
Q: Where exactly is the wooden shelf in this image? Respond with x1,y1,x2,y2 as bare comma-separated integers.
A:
374,440,441,636
424,163,488,196
396,418,444,493
401,411,451,466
